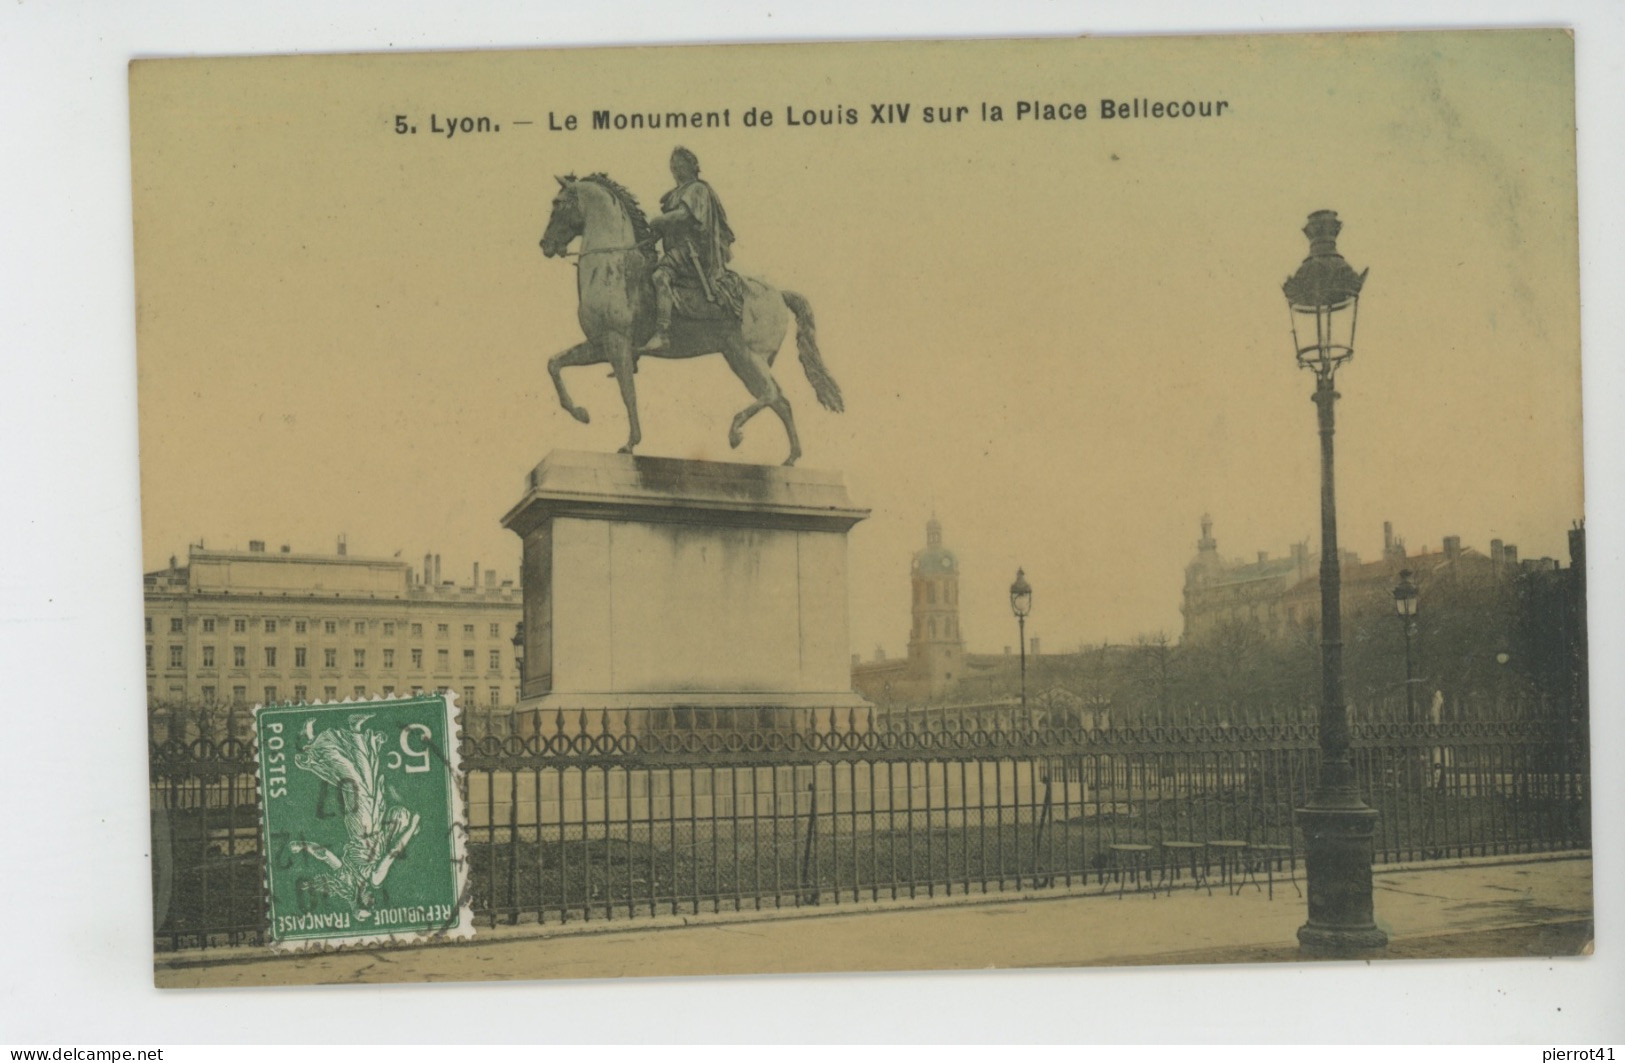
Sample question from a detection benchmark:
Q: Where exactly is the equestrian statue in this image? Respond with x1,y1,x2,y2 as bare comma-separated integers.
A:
539,147,843,466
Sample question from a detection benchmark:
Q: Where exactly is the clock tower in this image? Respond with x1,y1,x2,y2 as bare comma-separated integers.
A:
908,517,965,698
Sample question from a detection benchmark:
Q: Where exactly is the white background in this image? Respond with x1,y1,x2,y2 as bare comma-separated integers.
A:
0,0,1620,1045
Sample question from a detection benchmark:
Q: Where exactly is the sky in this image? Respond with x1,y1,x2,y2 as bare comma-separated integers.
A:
131,31,1582,660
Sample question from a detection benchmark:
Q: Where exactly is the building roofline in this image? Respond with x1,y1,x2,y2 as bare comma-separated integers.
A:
187,546,408,569
143,589,519,607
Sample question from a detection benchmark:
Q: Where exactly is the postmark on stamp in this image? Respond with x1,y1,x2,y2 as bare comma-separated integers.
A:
253,694,473,951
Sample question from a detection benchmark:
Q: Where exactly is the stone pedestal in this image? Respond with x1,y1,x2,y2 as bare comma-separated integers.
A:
501,451,871,730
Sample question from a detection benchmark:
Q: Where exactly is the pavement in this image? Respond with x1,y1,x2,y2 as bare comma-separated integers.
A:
154,853,1593,988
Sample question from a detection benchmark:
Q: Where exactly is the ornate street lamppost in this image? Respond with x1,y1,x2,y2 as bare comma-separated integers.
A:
1393,569,1420,723
1282,209,1388,952
1009,568,1033,716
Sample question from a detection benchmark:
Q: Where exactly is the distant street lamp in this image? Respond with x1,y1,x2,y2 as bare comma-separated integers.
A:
1393,569,1420,722
1009,568,1033,715
1282,209,1387,953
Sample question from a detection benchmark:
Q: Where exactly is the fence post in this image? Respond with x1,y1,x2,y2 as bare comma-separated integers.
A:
1032,768,1054,888
507,764,520,924
798,780,818,905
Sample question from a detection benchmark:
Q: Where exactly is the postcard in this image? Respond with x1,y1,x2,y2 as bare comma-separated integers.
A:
132,30,1590,989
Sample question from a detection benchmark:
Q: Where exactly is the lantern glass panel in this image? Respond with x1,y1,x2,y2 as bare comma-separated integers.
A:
1290,297,1360,369
1393,573,1419,617
1009,570,1033,619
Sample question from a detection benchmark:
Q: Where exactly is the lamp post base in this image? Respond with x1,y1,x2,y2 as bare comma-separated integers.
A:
1297,923,1391,953
1296,804,1389,954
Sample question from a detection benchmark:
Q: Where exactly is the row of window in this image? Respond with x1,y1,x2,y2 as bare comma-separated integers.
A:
1204,601,1282,621
194,684,518,707
147,645,511,672
913,616,960,639
145,616,510,639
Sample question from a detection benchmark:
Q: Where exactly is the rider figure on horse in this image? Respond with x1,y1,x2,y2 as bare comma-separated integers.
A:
641,146,746,352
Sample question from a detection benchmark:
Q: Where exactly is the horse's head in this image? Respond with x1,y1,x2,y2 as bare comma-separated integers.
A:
540,176,582,258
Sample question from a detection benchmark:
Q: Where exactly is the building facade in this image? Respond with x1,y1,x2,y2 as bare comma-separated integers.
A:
908,517,966,697
1276,530,1500,632
1183,513,1555,647
852,518,967,703
1179,514,1315,642
144,540,522,711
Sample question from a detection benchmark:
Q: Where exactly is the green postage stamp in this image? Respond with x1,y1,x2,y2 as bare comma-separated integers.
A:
254,694,473,950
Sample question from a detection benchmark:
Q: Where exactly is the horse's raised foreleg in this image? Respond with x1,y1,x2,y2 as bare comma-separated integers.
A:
548,341,601,424
604,334,641,454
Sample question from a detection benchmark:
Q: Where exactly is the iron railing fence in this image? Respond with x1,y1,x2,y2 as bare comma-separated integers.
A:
869,689,1581,732
149,709,1588,951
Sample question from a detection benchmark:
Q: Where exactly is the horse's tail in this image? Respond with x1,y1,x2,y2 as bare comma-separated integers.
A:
781,290,844,414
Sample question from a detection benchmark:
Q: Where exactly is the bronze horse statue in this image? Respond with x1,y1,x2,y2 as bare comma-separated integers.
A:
539,174,843,466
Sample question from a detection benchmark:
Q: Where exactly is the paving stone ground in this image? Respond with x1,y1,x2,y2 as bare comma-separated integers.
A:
154,854,1593,988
